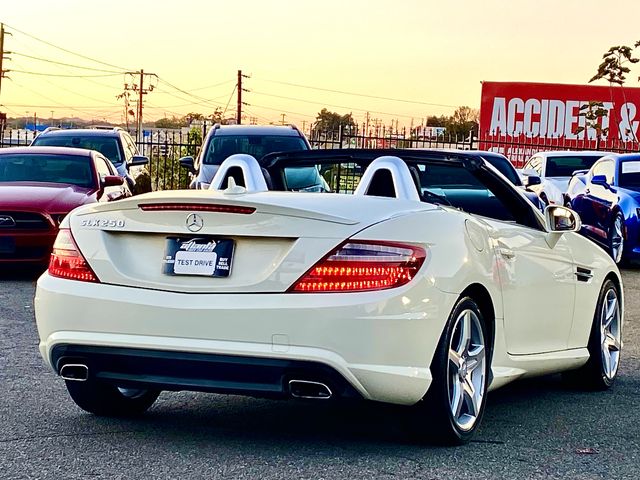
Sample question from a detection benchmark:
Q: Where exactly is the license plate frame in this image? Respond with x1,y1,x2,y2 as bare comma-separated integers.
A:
162,236,234,277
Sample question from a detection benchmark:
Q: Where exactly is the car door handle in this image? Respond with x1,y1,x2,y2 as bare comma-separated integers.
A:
498,247,516,260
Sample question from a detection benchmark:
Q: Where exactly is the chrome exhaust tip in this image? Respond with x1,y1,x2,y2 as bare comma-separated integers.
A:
288,380,332,399
60,363,89,382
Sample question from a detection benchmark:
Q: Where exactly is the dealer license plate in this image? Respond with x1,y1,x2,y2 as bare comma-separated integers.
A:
162,237,234,277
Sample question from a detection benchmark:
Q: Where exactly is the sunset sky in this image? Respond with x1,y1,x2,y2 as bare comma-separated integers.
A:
2,0,640,129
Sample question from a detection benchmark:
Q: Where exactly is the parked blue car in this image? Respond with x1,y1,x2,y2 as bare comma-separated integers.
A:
566,153,640,264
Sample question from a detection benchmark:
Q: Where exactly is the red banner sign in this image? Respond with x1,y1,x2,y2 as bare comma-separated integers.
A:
478,81,640,165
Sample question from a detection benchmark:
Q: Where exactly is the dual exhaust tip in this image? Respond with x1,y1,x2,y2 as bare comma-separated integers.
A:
59,365,333,400
288,379,332,399
59,363,89,382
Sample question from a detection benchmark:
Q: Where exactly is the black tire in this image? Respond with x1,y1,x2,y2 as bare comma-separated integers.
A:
65,379,160,416
408,297,490,445
563,279,622,390
609,212,625,265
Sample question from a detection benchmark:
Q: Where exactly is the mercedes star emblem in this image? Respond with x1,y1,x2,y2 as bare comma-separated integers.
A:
186,213,204,232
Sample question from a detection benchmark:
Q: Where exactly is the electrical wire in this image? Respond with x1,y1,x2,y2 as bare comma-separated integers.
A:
222,85,237,117
254,76,459,108
3,22,131,71
190,79,235,92
11,52,124,74
10,69,123,78
251,90,424,119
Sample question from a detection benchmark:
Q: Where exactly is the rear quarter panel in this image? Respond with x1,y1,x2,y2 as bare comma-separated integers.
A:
351,208,502,319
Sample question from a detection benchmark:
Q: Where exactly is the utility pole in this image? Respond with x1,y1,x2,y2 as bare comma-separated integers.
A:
0,23,12,97
280,113,286,125
120,70,157,141
237,69,250,124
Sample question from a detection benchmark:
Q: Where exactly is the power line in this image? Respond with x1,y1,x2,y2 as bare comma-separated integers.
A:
190,79,235,92
223,84,237,118
2,22,130,71
158,77,225,105
154,86,226,109
254,76,459,108
11,51,123,73
248,102,316,119
3,103,122,109
251,90,424,119
10,69,122,78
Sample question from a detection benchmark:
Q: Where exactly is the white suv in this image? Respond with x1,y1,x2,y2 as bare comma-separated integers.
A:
520,151,608,205
179,124,310,189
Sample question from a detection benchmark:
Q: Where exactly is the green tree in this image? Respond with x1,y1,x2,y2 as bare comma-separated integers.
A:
589,43,640,141
313,108,357,132
445,106,479,138
155,116,183,129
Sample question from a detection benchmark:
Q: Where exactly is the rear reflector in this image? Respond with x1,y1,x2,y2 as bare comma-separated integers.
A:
140,203,256,214
48,228,99,282
290,241,426,293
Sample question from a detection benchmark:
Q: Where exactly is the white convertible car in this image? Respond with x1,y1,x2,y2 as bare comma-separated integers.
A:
34,149,623,445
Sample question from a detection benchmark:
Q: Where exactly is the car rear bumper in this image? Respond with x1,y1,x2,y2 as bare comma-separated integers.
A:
35,273,458,405
51,344,363,400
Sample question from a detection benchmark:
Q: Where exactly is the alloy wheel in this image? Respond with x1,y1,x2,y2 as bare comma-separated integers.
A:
447,309,487,432
600,287,622,380
611,216,624,263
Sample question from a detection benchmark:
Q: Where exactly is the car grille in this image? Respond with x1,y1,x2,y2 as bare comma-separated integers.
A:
0,212,51,230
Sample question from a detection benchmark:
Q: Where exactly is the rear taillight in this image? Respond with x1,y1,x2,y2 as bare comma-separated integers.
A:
290,241,426,293
48,228,99,282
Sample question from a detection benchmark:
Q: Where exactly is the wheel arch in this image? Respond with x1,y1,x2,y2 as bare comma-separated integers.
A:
604,270,624,312
459,283,496,366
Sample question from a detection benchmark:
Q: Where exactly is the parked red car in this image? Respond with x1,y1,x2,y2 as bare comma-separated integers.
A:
0,146,130,265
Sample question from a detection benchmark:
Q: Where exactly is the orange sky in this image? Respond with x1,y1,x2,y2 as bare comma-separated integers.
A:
2,0,640,129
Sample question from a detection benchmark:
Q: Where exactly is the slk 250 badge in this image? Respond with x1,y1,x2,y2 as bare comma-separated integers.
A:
80,218,126,228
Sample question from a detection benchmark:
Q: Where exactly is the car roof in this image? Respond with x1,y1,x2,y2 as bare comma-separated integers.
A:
35,128,121,138
600,153,640,162
0,146,94,157
534,151,610,158
213,125,302,137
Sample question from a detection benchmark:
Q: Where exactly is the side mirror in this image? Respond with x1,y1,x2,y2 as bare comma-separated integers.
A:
591,174,608,187
544,205,581,233
520,168,539,177
101,175,124,188
129,155,149,167
523,175,542,187
179,156,196,175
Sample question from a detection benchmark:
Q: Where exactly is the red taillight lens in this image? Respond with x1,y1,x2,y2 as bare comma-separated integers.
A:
48,228,99,282
290,241,426,293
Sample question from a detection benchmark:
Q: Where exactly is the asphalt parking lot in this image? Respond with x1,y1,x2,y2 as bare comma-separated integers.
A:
0,268,638,480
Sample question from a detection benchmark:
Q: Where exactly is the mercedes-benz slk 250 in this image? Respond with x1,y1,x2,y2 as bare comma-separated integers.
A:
35,149,623,445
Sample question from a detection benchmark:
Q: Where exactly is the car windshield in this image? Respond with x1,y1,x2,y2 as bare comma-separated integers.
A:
0,154,94,187
33,135,123,165
545,155,601,177
619,160,640,189
203,135,307,165
481,155,520,185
